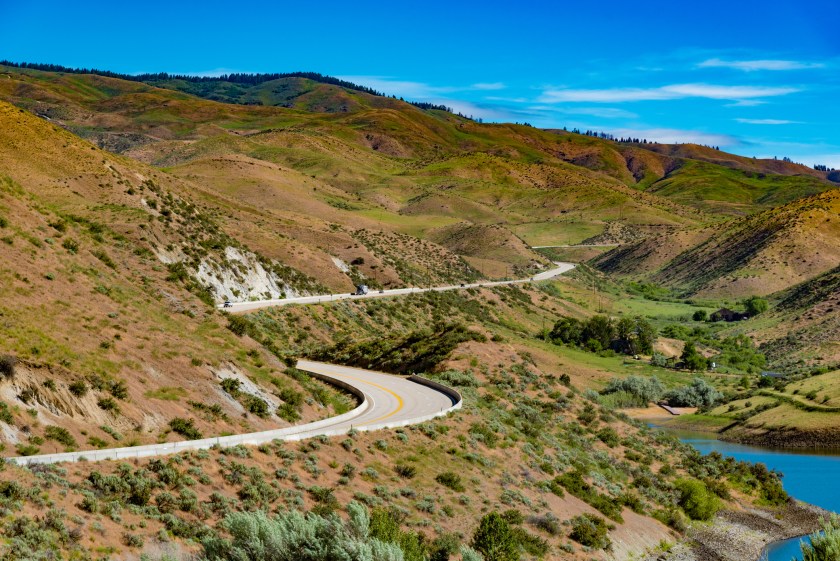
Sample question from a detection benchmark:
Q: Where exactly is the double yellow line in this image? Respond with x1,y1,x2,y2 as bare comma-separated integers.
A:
336,372,405,425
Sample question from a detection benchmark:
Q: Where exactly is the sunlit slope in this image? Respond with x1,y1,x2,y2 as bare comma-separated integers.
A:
0,101,351,451
2,63,836,270
594,189,840,298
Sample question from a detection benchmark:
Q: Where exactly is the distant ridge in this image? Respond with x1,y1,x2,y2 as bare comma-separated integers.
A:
0,60,456,114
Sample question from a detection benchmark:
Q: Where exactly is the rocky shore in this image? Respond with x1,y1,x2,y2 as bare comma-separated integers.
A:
641,500,828,561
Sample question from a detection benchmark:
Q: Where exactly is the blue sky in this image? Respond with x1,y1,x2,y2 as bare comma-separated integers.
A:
3,0,839,166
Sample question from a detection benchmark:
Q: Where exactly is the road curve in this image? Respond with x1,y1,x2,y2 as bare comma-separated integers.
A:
8,360,461,466
222,262,576,313
8,263,575,465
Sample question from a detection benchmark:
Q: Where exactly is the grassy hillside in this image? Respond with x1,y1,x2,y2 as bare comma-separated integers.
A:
0,74,827,558
4,63,834,258
0,101,363,455
594,188,840,299
646,159,833,215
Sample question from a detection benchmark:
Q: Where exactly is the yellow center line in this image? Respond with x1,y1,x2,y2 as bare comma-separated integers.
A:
329,372,405,424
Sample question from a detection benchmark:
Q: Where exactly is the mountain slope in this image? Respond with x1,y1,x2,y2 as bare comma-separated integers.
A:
593,189,840,297
0,101,356,453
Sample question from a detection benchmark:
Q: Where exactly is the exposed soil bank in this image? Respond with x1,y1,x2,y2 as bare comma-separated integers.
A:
643,500,826,561
721,427,840,449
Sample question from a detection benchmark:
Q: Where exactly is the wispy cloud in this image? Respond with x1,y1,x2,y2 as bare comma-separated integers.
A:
336,76,505,98
539,83,799,103
550,107,639,119
735,118,800,125
699,58,823,71
336,75,456,98
471,82,505,90
725,100,767,107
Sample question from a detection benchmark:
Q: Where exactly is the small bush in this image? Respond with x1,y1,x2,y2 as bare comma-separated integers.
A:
0,355,17,379
243,395,269,418
675,478,720,521
436,472,465,492
109,379,129,400
471,512,518,561
395,464,417,479
97,397,120,414
169,417,202,440
226,315,253,337
62,239,79,254
569,514,611,550
597,427,620,447
92,249,117,269
45,426,78,449
220,378,241,396
799,514,840,560
68,380,88,397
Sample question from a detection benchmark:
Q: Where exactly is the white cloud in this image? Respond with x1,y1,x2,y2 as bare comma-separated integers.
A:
735,118,800,125
336,76,458,98
538,83,799,103
699,58,823,71
551,107,639,119
427,99,514,121
471,82,505,90
485,96,529,103
725,100,767,107
607,128,737,146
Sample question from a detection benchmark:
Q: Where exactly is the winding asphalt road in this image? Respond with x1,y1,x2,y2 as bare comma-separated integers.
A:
9,361,460,466
9,263,575,465
221,262,576,313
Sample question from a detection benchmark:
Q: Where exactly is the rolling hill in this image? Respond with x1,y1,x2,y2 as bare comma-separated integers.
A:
593,188,840,298
0,62,837,561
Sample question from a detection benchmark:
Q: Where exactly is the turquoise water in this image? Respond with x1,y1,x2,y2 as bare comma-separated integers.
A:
664,430,840,561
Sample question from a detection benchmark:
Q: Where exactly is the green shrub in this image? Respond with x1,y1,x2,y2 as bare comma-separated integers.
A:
243,395,269,418
68,380,88,397
109,379,128,399
597,427,620,447
674,478,720,521
569,514,611,550
97,397,120,414
123,532,144,547
44,426,78,449
169,417,202,440
202,507,404,561
62,238,79,254
743,296,769,316
395,464,417,479
277,402,301,422
554,471,623,522
665,378,721,408
0,402,13,424
471,512,519,561
799,514,840,561
602,375,664,403
226,315,253,337
220,378,241,396
91,249,117,269
435,472,465,492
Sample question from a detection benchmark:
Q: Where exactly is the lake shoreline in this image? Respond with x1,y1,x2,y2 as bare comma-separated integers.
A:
639,500,826,561
633,413,834,561
627,406,840,450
